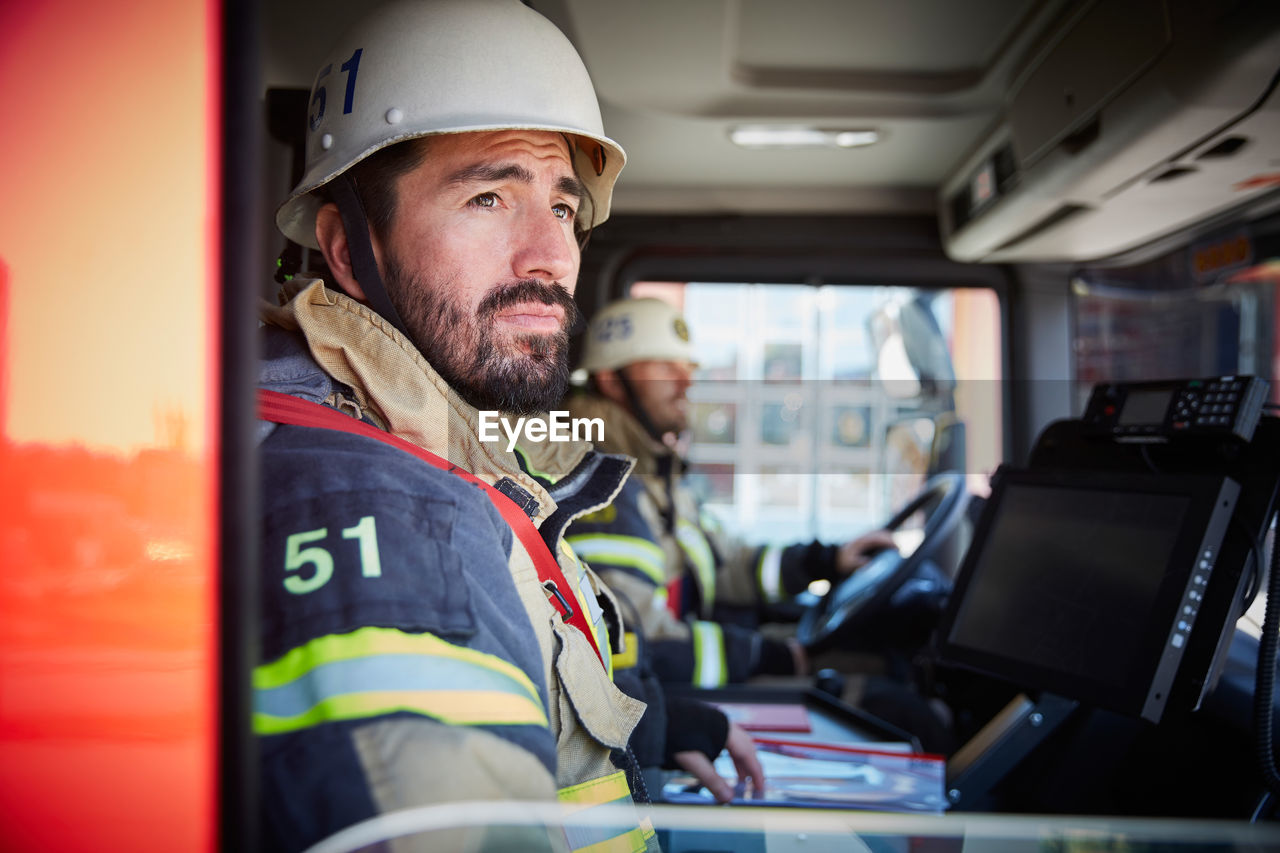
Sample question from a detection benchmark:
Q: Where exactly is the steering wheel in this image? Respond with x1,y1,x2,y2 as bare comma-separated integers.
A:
796,472,970,653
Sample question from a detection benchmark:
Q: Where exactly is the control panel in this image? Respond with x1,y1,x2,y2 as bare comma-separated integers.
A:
1082,376,1269,442
1143,475,1239,723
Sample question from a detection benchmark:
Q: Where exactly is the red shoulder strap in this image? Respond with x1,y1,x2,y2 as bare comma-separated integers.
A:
257,389,605,668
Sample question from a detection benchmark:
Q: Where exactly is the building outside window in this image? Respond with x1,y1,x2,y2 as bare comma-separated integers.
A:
631,281,1002,546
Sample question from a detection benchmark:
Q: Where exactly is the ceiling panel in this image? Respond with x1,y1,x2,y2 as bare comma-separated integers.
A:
734,0,1037,76
263,0,1079,216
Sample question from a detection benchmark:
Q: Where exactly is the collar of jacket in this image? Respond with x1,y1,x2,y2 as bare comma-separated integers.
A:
260,278,633,528
565,391,685,478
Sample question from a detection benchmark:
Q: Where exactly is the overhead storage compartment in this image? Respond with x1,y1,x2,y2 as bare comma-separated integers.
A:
939,0,1280,263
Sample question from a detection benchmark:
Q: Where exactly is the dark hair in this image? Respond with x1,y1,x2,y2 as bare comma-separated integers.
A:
318,137,431,241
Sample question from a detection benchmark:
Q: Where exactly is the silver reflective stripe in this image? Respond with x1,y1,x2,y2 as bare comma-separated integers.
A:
255,653,539,719
567,533,667,587
675,519,716,607
691,620,726,688
253,628,548,733
561,792,638,851
558,770,648,852
561,541,613,676
757,544,785,603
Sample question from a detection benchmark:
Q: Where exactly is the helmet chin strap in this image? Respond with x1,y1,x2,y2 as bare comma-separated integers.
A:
617,367,668,445
329,174,412,340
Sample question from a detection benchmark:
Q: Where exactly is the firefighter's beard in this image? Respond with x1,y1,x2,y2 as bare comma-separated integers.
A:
383,257,579,416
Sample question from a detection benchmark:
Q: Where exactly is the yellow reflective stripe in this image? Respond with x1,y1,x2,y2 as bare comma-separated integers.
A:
675,519,716,607
512,444,558,483
253,626,547,734
557,770,632,812
566,534,667,587
558,771,646,853
691,620,727,688
757,544,785,603
611,632,639,670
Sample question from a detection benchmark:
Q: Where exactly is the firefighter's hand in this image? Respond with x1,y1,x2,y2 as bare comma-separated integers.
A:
674,722,765,804
834,529,898,577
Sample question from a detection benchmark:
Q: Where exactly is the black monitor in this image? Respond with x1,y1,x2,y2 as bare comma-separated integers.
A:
935,467,1240,723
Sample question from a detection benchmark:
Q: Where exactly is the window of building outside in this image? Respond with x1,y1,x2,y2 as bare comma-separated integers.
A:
629,281,1003,547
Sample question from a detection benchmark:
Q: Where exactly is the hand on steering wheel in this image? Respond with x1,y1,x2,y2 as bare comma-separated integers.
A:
835,528,901,576
797,472,969,653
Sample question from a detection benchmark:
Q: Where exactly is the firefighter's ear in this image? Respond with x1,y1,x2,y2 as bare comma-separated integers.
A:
593,369,624,402
315,203,368,302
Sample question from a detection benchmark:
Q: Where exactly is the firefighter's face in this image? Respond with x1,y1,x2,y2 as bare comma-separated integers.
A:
378,130,584,414
620,359,695,436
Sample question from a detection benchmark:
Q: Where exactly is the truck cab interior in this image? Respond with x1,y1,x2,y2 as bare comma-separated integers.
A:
242,0,1280,844
4,0,1280,850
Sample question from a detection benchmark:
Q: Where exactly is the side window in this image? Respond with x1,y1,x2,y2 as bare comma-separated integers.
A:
1071,232,1280,642
1072,253,1278,414
630,281,1003,545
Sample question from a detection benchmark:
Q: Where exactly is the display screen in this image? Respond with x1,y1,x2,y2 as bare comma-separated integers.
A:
944,483,1188,689
1118,388,1172,426
936,468,1234,720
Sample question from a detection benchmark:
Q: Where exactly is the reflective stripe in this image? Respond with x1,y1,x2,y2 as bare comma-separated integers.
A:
513,444,558,483
611,632,639,670
572,829,648,853
691,620,727,688
675,519,716,609
560,541,613,679
653,587,668,611
566,534,667,587
557,769,633,812
757,544,785,604
253,626,548,734
558,771,647,853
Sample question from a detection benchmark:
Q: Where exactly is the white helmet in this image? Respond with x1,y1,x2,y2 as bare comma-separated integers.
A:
275,0,626,250
579,297,698,373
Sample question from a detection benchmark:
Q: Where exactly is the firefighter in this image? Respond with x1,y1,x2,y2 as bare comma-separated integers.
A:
254,2,749,849
566,297,898,687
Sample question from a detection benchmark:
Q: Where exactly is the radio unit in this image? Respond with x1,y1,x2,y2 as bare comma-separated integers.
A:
1082,376,1268,442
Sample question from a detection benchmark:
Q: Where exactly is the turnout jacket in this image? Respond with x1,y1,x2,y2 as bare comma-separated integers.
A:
564,393,847,687
256,280,656,853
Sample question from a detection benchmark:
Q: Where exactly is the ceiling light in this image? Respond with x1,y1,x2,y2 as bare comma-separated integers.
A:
729,125,880,149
